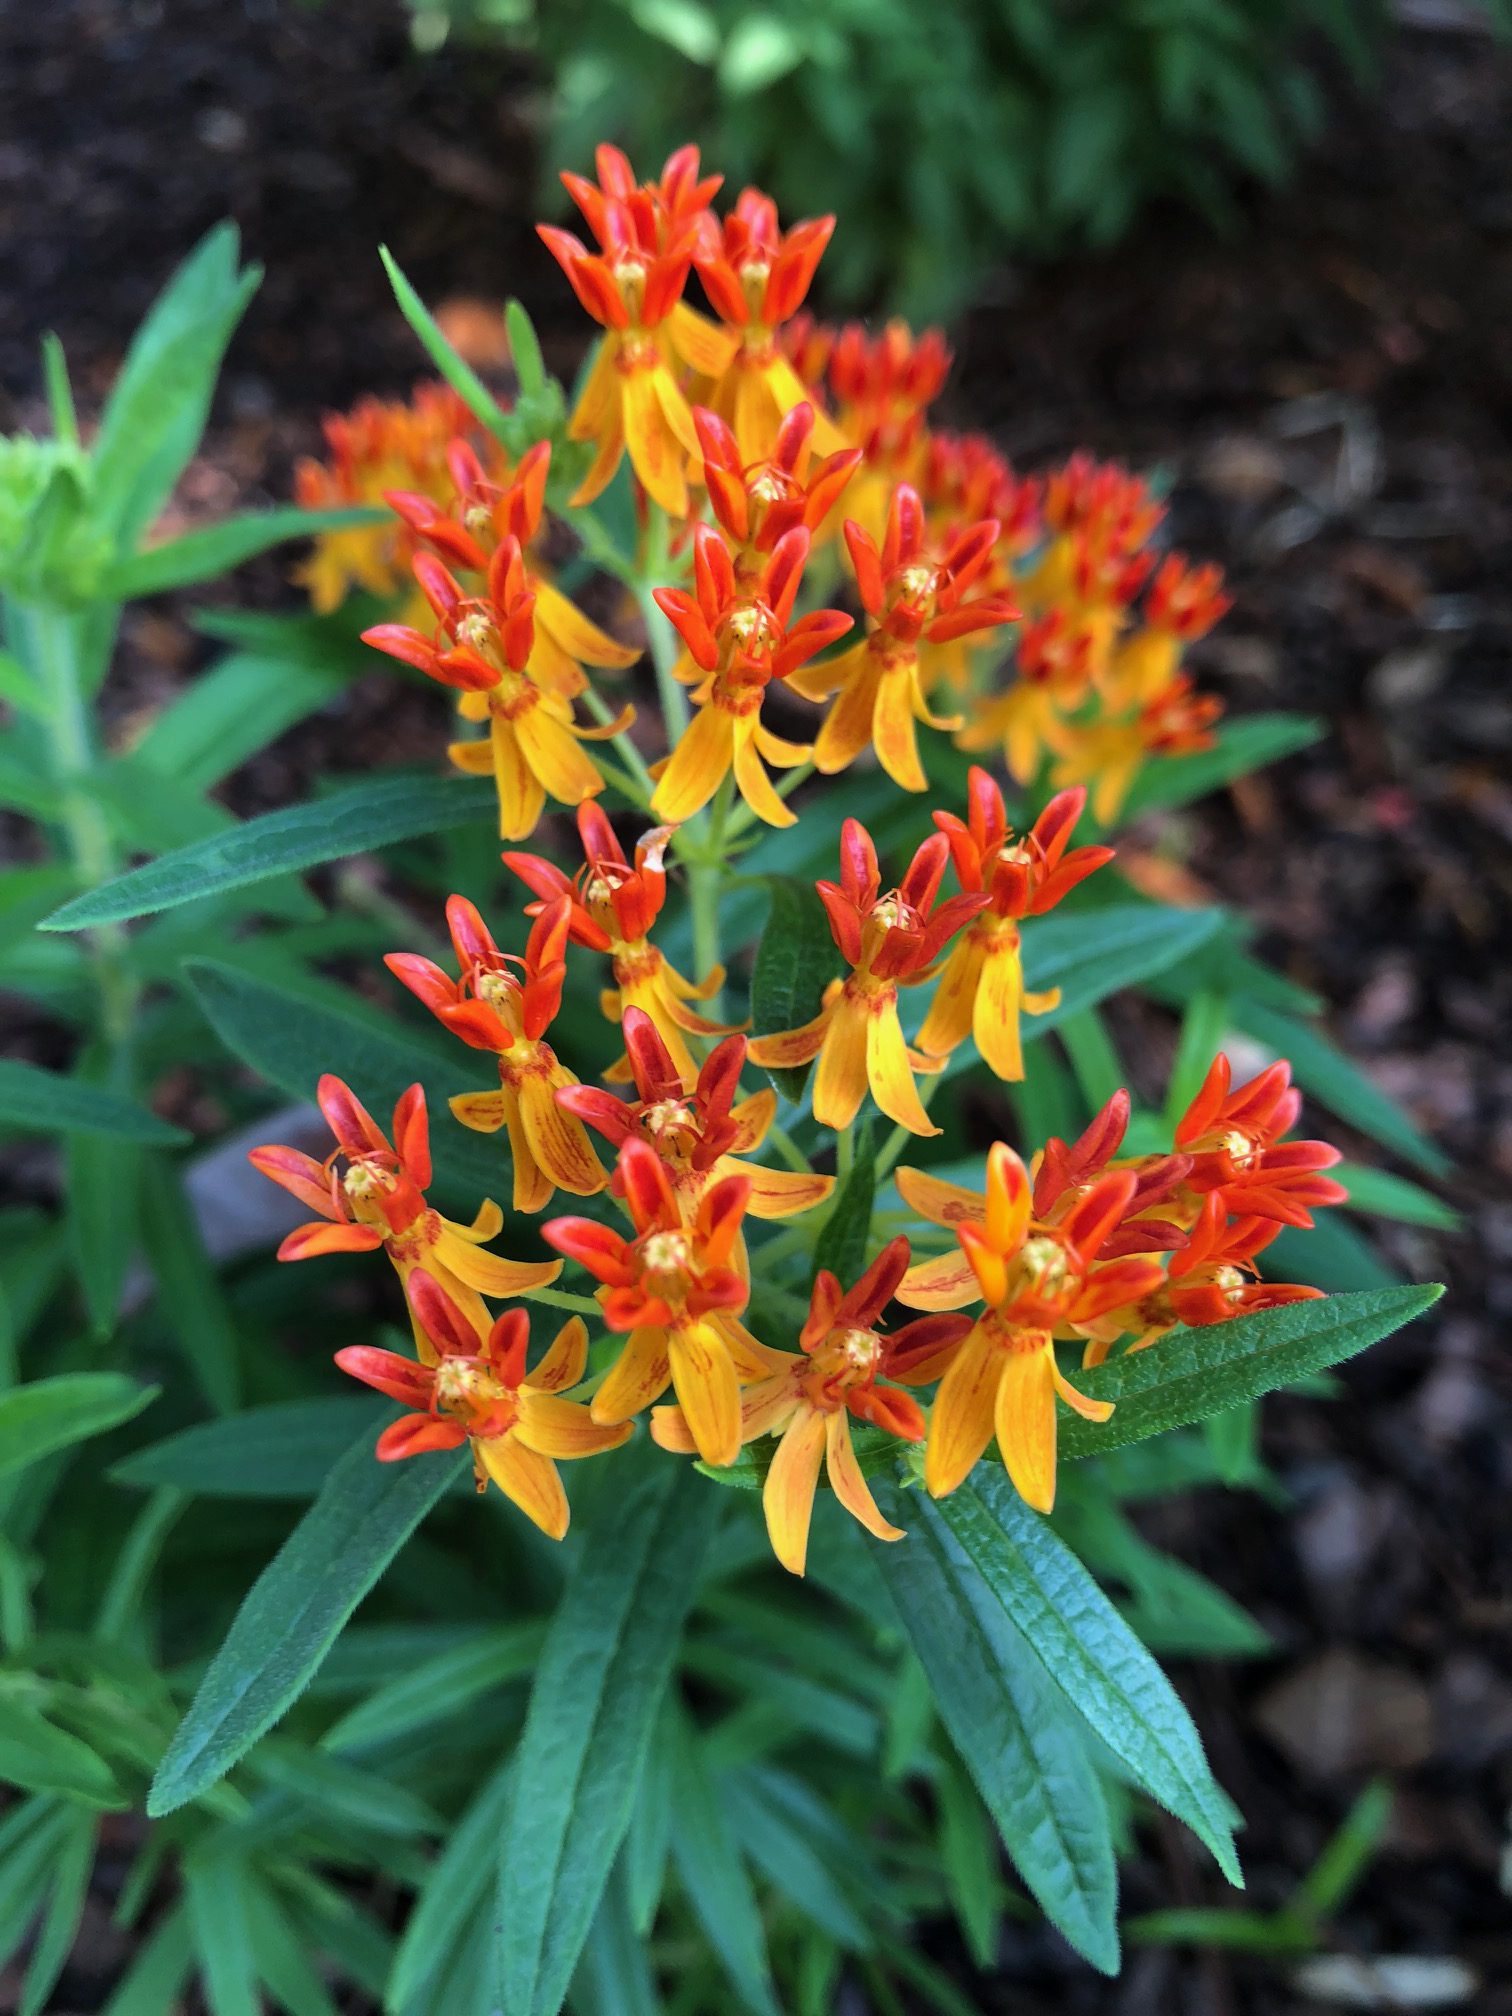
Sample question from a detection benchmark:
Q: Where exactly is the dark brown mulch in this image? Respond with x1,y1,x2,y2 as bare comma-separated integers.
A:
4,2,1511,2011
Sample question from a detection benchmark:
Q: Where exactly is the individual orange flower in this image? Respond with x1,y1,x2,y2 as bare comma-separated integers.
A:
895,1144,1164,1511
917,774,1113,1081
385,438,641,689
693,403,861,582
504,802,736,1085
651,1238,969,1575
384,894,606,1214
539,144,735,514
1105,553,1231,707
957,610,1094,787
248,1078,560,1354
1080,1194,1324,1367
788,485,1018,791
294,383,482,613
1030,1088,1192,1257
1045,674,1223,826
821,320,953,539
1174,1055,1348,1228
542,1137,782,1466
557,1006,832,1227
649,523,853,827
747,820,988,1136
362,540,631,841
689,189,842,461
336,1269,628,1535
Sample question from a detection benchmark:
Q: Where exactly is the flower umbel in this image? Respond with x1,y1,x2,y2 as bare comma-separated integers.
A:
336,1269,628,1535
384,894,607,1213
248,1077,561,1353
747,819,988,1135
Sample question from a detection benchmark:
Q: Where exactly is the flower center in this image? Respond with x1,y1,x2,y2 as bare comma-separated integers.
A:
639,1229,694,1288
434,1356,518,1434
1013,1234,1073,1301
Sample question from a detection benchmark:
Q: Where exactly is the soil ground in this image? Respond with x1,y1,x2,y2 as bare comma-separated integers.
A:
2,3,1510,2010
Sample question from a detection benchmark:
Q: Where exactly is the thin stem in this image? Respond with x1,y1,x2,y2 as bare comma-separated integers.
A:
689,768,735,988
725,759,814,845
836,1121,855,1183
763,1120,816,1177
579,683,655,808
635,507,691,745
874,1072,945,1183
520,1285,604,1319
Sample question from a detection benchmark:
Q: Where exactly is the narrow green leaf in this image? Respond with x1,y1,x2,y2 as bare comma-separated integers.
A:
1058,1285,1442,1458
138,1157,241,1414
42,332,80,446
812,1118,874,1285
1336,1162,1459,1231
184,1855,260,2016
42,772,496,930
869,1481,1120,1974
1267,1213,1400,1294
388,1757,514,2012
243,1878,341,2016
571,1861,664,2016
497,1457,710,2016
723,1766,873,1951
91,226,261,549
1020,904,1226,1032
65,1125,140,1335
936,1470,1241,1883
112,1397,386,1499
379,247,511,438
0,1372,156,1481
937,1759,1002,1969
623,1696,676,1934
182,957,508,1204
99,1908,194,2016
0,648,50,721
0,1707,123,1807
133,647,361,794
322,1621,543,1750
668,1721,780,2016
749,876,837,1101
148,1433,463,1815
98,507,387,601
1117,714,1324,823
0,1059,186,1143
19,1809,95,2016
249,1741,443,1838
1164,989,1230,1131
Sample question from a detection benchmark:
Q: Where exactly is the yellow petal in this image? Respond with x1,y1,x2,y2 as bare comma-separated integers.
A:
514,1393,632,1459
746,1001,833,1070
650,1403,697,1453
534,579,639,670
728,1088,776,1151
668,301,740,376
732,714,798,828
492,716,546,842
450,1089,507,1133
591,1327,672,1424
761,1403,827,1576
872,662,929,793
993,1341,1058,1514
668,1319,741,1468
623,365,688,516
529,1315,589,1394
865,999,939,1136
432,1226,562,1297
650,702,735,824
924,1324,1001,1497
786,637,863,705
813,653,881,774
812,995,871,1130
715,1313,791,1379
1051,1360,1115,1424
974,941,1025,1081
447,735,494,774
518,1071,607,1198
513,703,604,808
731,1161,834,1221
740,1371,803,1440
453,1198,504,1243
896,1248,984,1314
917,933,986,1059
477,1434,570,1539
895,1165,986,1230
824,1410,905,1541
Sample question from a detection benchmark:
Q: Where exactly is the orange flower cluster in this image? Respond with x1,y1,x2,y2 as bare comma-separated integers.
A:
264,142,1355,1572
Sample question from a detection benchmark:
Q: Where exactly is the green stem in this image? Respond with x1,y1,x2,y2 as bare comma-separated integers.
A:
725,759,814,844
24,601,137,1048
874,1072,944,1183
836,1121,856,1182
762,1121,815,1176
579,683,655,808
520,1285,604,1319
689,768,735,988
635,508,691,747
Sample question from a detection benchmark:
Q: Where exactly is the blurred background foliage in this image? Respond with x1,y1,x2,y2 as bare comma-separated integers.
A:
399,0,1501,313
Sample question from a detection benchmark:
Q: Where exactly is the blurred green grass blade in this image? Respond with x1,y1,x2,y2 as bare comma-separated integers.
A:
18,1809,95,2016
668,1719,781,2016
148,1433,463,1815
138,1157,241,1415
379,246,512,438
869,1480,1120,1974
98,507,387,601
113,1397,388,1500
497,1457,710,2016
184,1855,260,2016
0,1058,186,1143
388,1756,514,2013
0,1707,125,1808
0,1372,157,1483
133,647,362,795
1116,713,1324,824
1060,1284,1442,1457
1336,1162,1459,1230
42,772,497,930
935,1469,1241,1884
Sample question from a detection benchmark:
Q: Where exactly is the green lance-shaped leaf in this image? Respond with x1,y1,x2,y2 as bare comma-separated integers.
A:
935,1469,1241,1883
113,1397,389,1500
0,1059,187,1143
96,506,388,601
496,1457,711,2016
42,772,497,930
0,1373,158,1481
0,1708,124,1809
147,1432,463,1815
1116,713,1325,824
1058,1285,1442,1459
869,1480,1120,1974
749,876,837,1101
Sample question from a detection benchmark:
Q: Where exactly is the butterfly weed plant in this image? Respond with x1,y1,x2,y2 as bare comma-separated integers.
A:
0,151,1452,2014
